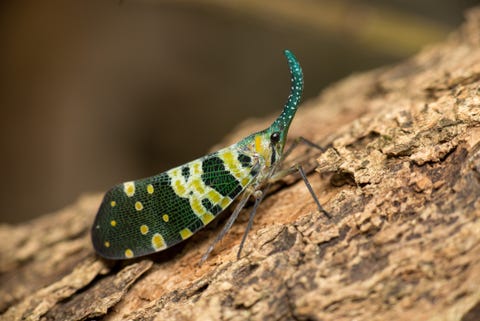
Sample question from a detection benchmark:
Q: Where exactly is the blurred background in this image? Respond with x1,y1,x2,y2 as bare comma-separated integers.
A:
0,0,477,223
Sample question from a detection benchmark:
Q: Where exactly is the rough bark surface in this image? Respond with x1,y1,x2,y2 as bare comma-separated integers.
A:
2,8,480,321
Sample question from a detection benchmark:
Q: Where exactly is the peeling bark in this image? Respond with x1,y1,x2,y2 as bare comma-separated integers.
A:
2,7,480,321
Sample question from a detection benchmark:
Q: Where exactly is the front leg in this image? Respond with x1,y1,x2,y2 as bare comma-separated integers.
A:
272,136,331,218
270,164,330,219
282,136,326,160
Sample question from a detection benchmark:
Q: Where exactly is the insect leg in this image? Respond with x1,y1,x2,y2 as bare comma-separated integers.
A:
296,165,331,219
282,136,325,160
237,189,267,259
234,161,330,261
200,189,253,265
269,165,330,218
271,136,331,219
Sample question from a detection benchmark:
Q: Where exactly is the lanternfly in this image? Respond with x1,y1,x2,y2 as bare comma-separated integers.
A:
91,50,329,263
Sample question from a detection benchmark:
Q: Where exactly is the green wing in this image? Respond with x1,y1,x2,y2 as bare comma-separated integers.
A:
91,146,258,259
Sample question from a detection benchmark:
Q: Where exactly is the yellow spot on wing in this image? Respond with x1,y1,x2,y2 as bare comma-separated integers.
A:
191,179,205,194
110,201,116,207
174,180,186,196
124,181,135,197
104,241,110,248
140,224,149,235
192,161,202,175
162,214,169,222
135,201,143,211
147,184,154,194
222,150,236,167
205,191,230,212
180,228,193,240
191,198,205,215
110,220,117,227
219,149,254,193
220,198,230,208
241,177,251,187
152,233,166,250
220,150,244,179
207,190,221,203
201,213,215,225
125,249,134,258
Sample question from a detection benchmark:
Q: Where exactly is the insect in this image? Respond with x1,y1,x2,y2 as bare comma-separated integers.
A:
91,50,329,262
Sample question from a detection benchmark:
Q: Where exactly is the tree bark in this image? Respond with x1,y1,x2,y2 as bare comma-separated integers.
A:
2,7,480,321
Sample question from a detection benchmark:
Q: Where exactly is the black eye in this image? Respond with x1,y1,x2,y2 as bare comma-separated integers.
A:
270,132,280,144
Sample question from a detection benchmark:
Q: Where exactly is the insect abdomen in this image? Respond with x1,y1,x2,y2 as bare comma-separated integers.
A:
91,148,256,259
